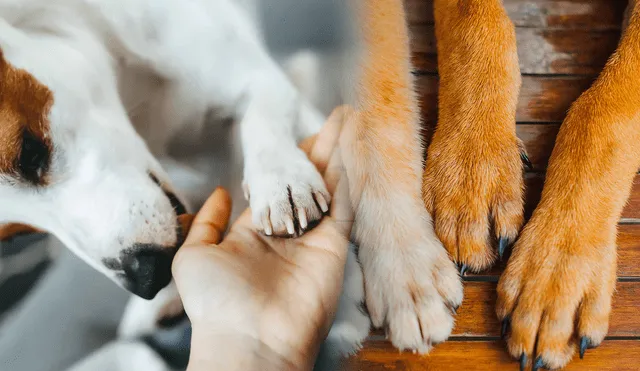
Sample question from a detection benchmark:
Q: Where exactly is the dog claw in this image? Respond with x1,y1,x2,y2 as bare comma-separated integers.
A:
580,336,590,359
500,317,510,339
519,353,527,371
532,356,545,371
447,302,458,316
521,152,533,170
498,236,509,260
459,264,468,276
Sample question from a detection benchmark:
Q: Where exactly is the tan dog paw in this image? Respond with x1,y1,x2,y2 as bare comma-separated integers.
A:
496,216,616,370
422,133,526,273
359,227,463,353
428,0,523,274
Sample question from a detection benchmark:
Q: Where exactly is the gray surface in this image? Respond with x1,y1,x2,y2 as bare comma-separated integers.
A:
0,238,129,371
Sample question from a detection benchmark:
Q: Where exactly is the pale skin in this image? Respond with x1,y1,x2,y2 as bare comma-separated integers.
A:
172,108,355,371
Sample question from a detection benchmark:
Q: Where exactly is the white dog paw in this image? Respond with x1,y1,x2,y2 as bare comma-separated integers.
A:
361,233,463,353
244,149,329,236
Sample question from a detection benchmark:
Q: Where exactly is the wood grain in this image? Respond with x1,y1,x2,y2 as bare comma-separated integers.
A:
467,224,640,278
355,1,640,369
346,340,640,370
417,75,596,123
449,281,640,337
411,26,620,75
406,0,627,30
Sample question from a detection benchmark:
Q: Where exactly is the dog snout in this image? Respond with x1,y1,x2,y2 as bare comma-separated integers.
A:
121,244,176,300
149,173,187,216
166,191,187,216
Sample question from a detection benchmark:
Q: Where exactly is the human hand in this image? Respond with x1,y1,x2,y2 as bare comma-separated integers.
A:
172,107,355,371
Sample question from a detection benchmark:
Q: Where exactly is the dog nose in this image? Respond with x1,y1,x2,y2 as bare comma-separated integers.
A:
121,245,176,300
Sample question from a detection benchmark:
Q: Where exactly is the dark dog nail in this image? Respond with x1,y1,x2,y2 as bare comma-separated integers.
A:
459,264,468,276
519,353,527,371
498,236,509,260
521,152,533,170
580,336,590,359
501,317,510,339
532,356,545,371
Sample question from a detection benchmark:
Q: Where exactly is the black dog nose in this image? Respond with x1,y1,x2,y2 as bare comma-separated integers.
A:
122,245,176,300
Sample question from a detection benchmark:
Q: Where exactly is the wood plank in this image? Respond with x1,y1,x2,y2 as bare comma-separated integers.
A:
410,26,620,75
449,281,640,337
406,0,627,30
346,340,640,370
417,75,595,123
516,124,559,170
471,224,640,278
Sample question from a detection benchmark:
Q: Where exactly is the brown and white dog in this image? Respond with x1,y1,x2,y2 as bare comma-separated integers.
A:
0,0,464,369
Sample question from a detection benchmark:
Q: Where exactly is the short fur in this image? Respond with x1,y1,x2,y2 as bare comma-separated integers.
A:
412,0,640,369
345,0,462,353
496,1,640,369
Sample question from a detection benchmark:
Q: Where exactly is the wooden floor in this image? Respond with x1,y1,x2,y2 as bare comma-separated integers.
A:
345,1,640,370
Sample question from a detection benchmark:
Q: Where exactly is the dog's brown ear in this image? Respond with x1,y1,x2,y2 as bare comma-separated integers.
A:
0,223,42,241
0,48,7,73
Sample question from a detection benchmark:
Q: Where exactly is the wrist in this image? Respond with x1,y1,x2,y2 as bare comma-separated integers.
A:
188,325,317,371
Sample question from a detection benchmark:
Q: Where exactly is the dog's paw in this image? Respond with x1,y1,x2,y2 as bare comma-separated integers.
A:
422,133,526,273
497,217,616,370
361,231,463,353
244,148,329,236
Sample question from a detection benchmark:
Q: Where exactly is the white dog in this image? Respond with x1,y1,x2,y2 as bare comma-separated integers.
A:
0,0,366,369
0,0,464,369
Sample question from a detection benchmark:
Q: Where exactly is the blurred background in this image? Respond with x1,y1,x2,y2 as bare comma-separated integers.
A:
0,1,350,370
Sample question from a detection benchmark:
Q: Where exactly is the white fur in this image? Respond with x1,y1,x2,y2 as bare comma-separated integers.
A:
0,0,368,369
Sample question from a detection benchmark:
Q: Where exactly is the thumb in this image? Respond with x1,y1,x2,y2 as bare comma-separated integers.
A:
182,187,233,246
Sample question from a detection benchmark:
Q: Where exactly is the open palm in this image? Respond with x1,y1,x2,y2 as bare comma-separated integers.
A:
172,108,354,370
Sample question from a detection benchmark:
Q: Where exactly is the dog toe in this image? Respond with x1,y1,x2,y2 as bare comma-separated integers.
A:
534,305,577,370
577,265,616,358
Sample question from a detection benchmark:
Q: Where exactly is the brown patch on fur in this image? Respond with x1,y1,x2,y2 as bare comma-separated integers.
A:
0,48,53,175
0,223,41,240
0,48,54,239
497,1,640,368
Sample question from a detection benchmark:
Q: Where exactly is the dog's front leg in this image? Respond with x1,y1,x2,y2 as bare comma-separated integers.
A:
239,69,330,236
90,0,328,235
497,2,640,368
423,0,524,273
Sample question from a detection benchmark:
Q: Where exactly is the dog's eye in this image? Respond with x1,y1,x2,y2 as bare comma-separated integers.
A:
18,131,50,184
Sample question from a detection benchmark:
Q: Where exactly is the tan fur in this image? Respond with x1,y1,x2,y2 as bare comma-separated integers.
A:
0,49,53,239
344,0,462,353
495,1,640,368
423,0,524,272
